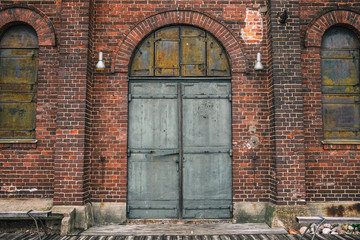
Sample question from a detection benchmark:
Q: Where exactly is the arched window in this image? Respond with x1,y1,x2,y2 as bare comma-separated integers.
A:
0,24,39,140
321,27,360,141
130,25,230,77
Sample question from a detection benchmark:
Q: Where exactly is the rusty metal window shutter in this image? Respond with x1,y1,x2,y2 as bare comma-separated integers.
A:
0,24,39,140
321,27,360,141
130,26,230,77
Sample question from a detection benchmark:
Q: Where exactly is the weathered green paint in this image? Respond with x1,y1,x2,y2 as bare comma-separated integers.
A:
0,24,38,139
182,82,232,218
130,26,230,77
128,81,232,219
321,27,360,140
128,82,179,218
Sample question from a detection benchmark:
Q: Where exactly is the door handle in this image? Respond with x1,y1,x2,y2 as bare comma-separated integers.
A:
176,159,179,172
146,150,179,158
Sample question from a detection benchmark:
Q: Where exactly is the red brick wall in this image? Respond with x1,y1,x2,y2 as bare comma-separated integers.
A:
89,1,271,204
88,73,128,202
301,6,360,202
268,0,307,205
53,0,91,205
84,0,95,206
0,4,58,199
0,1,93,205
0,0,359,207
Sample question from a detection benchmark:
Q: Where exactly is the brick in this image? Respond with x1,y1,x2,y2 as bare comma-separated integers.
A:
0,0,359,210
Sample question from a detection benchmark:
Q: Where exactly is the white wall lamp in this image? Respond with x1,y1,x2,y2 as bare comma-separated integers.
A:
96,51,105,70
254,52,264,71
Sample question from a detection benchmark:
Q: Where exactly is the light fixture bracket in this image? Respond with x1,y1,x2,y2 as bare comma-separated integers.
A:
254,52,264,71
96,51,105,70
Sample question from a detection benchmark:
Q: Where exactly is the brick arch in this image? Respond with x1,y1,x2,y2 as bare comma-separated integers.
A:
111,10,249,73
305,9,360,47
0,7,56,46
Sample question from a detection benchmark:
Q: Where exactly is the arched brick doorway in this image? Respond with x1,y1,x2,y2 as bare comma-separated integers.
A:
127,25,232,219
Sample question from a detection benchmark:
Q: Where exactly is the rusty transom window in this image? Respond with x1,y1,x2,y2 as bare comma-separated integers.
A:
321,27,360,141
0,25,39,140
130,25,230,77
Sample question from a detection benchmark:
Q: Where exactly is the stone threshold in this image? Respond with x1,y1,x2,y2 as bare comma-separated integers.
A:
127,219,233,225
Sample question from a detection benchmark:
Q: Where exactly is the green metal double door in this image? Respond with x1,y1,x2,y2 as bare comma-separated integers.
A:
128,81,232,219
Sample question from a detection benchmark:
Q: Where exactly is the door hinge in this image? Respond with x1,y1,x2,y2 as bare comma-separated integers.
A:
229,149,233,157
228,94,232,102
126,204,130,213
127,148,131,157
128,94,132,102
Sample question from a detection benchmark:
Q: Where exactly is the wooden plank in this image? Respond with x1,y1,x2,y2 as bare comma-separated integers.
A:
252,234,268,240
296,216,360,224
236,235,254,240
82,223,287,236
0,211,51,218
277,234,298,240
227,235,238,240
329,235,353,240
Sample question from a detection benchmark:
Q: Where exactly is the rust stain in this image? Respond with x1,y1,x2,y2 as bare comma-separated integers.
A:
130,26,230,77
0,26,38,140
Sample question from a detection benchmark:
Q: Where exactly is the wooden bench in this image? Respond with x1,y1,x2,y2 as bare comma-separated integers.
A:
0,210,51,240
296,216,360,240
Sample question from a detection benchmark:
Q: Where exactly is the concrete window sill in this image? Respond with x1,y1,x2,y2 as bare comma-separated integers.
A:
322,139,360,150
322,139,360,145
0,139,38,144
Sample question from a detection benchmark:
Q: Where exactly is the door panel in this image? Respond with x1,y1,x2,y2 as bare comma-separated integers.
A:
182,82,232,148
128,153,179,218
182,82,232,219
182,98,231,148
128,81,232,219
128,98,178,149
183,153,232,218
129,82,178,149
128,82,179,218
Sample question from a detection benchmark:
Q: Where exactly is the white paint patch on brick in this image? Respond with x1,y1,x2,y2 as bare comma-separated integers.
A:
241,9,263,44
1,185,37,193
